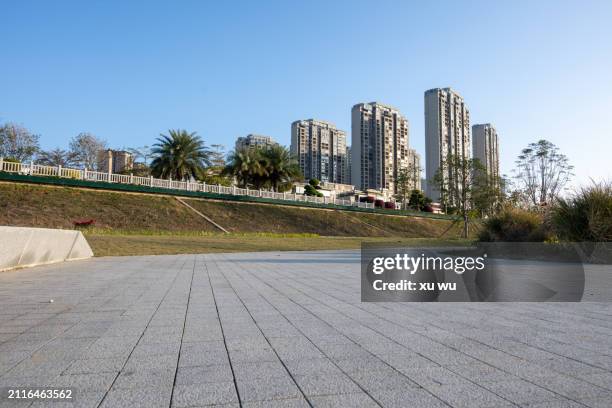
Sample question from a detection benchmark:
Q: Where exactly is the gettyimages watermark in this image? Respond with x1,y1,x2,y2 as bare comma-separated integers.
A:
361,242,612,302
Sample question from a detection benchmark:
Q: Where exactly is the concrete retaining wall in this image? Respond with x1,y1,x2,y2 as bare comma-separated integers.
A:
0,226,93,271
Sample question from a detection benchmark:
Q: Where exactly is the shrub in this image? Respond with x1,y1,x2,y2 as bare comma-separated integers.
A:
384,201,395,209
551,181,612,242
360,196,376,203
374,199,384,208
408,189,430,211
304,184,323,197
479,206,551,242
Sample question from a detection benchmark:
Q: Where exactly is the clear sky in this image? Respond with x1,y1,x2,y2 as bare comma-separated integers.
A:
2,0,611,186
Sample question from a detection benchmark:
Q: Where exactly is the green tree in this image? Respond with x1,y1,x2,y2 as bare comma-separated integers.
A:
200,165,233,187
150,129,211,180
394,163,422,210
0,123,40,162
223,148,267,188
261,145,302,192
304,179,323,197
223,146,302,191
118,162,151,177
407,189,430,211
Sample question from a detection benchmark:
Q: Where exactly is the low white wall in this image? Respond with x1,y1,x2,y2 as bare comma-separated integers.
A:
0,226,93,271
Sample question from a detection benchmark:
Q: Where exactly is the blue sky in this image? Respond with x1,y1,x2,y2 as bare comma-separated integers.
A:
2,0,611,186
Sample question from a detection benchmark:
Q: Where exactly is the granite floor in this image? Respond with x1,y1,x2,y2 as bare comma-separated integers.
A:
0,251,611,407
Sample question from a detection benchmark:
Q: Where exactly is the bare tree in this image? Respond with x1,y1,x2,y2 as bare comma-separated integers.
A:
513,140,573,207
0,123,40,162
433,154,481,238
126,145,153,165
69,133,107,170
471,159,506,217
36,148,78,167
394,168,412,210
210,144,226,167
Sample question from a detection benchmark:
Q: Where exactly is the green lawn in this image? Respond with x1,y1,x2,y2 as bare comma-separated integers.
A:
85,233,470,257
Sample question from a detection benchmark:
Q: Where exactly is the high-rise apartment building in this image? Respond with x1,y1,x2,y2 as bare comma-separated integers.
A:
424,88,471,201
290,119,348,184
344,146,352,185
351,102,410,193
235,134,277,151
407,148,422,191
472,123,500,182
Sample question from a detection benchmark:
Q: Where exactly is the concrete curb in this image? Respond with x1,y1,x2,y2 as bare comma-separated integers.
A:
0,226,94,271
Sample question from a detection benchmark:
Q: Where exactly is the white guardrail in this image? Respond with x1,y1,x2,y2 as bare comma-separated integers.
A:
0,158,375,209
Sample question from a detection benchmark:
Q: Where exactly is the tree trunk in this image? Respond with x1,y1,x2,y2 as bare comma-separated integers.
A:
463,213,469,238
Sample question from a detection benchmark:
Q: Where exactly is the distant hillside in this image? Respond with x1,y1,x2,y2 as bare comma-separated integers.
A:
0,182,465,238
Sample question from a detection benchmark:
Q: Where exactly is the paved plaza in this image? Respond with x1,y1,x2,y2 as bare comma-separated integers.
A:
1,251,612,407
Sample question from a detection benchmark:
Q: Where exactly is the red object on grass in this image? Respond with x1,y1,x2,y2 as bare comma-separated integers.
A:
73,219,95,227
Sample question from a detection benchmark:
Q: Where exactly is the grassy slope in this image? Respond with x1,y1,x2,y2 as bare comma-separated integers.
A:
1,182,463,237
1,182,469,256
0,182,217,232
183,199,463,237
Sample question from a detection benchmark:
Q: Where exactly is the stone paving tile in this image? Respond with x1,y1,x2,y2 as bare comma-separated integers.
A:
174,364,233,385
64,357,125,374
349,367,422,391
113,368,175,389
100,385,172,408
30,390,107,408
242,397,310,407
172,382,238,407
531,375,612,400
231,360,287,382
369,388,453,408
309,392,379,407
445,361,514,382
130,341,181,358
480,379,563,405
519,401,584,408
294,373,362,396
283,357,343,376
0,251,611,407
123,354,178,372
236,375,302,402
427,382,517,408
50,372,117,392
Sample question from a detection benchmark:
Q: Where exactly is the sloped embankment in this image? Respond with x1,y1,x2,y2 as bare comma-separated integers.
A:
0,182,463,238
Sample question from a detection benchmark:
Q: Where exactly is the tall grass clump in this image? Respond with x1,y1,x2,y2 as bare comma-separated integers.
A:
551,181,612,242
479,206,551,242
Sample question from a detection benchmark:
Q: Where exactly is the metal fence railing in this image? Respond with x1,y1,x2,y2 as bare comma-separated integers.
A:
0,158,375,210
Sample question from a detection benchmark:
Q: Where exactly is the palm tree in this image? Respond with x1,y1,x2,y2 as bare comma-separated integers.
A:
223,148,267,188
261,145,302,192
150,130,211,180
